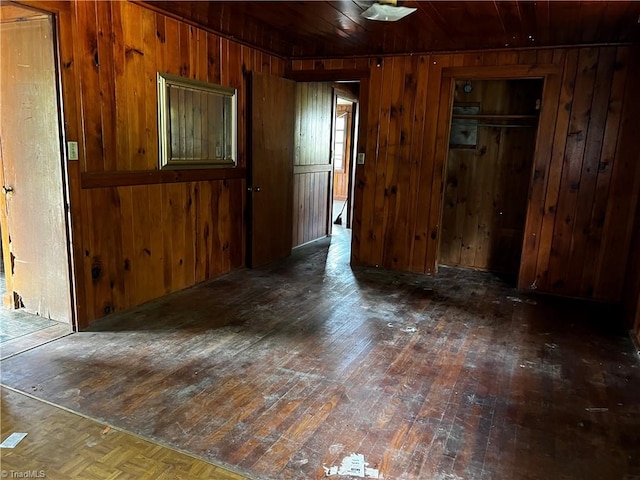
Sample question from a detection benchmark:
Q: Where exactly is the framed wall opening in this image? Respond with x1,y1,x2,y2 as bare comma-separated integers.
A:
290,80,361,251
0,3,75,348
432,64,563,289
331,85,359,231
439,78,544,281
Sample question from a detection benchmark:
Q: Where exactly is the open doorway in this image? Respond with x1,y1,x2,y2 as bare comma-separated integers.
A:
291,81,360,249
439,78,543,281
331,85,359,230
250,74,362,266
0,4,74,349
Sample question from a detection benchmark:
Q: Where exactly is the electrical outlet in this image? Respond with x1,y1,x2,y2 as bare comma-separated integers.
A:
357,153,365,165
68,141,79,160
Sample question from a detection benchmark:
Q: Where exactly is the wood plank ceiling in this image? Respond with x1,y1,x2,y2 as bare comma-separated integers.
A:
142,1,640,58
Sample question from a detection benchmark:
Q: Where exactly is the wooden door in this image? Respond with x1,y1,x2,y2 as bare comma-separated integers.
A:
292,82,333,248
0,14,72,323
332,102,353,201
248,72,296,267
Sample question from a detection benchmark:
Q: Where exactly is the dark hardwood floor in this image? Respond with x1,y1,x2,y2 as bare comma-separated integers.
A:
1,226,639,479
0,387,249,479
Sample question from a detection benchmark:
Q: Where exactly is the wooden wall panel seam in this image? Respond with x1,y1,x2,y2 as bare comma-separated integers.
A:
357,59,386,266
546,47,599,294
369,56,399,267
517,67,563,290
527,49,579,293
405,55,431,271
584,47,627,296
567,47,616,296
425,56,455,274
409,54,438,273
593,45,640,301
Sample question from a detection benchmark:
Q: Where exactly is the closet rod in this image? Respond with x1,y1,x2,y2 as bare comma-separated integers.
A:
475,123,536,128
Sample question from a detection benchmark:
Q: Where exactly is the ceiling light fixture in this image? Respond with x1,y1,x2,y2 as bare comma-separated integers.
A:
361,1,416,22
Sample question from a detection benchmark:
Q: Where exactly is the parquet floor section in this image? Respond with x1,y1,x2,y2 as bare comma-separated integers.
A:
0,387,251,479
1,227,639,479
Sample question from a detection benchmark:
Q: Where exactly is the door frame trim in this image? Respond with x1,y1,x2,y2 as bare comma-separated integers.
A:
432,64,563,290
332,87,359,229
285,68,370,265
0,2,78,331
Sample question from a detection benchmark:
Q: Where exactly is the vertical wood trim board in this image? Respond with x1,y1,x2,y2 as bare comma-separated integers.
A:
617,47,640,333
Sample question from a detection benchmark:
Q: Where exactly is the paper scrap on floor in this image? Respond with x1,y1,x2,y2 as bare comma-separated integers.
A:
0,432,28,448
324,453,380,478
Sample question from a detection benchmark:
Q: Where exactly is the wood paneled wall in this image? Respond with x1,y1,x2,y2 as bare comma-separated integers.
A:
292,82,332,247
75,0,285,172
623,161,640,340
19,0,640,326
625,206,640,341
29,0,285,327
292,46,640,303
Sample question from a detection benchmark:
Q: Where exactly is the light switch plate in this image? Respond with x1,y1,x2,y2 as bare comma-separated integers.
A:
357,153,365,165
68,141,79,160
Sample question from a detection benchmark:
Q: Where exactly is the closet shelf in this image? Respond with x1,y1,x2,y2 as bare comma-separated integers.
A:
451,114,538,120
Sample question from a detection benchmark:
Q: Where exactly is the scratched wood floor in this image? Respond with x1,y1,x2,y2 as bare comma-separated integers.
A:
1,226,639,479
0,323,70,360
0,387,250,479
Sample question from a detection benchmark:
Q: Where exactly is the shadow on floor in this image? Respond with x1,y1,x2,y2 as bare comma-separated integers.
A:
1,228,638,480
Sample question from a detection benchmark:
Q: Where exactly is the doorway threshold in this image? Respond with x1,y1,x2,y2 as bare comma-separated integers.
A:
0,321,70,360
